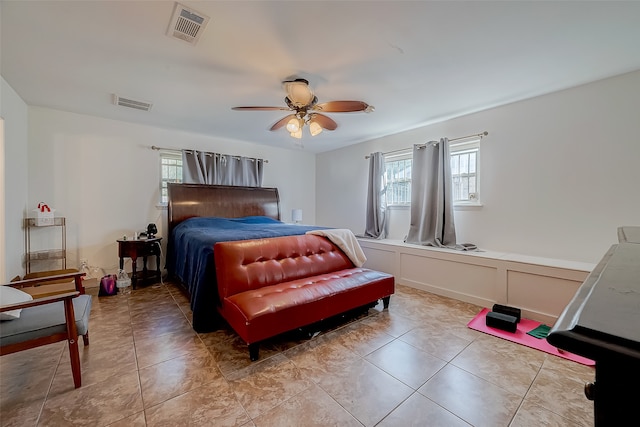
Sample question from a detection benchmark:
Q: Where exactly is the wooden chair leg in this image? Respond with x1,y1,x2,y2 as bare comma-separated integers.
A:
68,337,81,389
63,299,82,388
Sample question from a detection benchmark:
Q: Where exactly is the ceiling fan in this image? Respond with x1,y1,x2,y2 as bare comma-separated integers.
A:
232,78,374,139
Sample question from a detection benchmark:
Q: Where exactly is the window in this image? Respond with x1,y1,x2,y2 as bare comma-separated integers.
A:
450,139,480,204
384,152,412,205
159,150,182,204
383,138,481,206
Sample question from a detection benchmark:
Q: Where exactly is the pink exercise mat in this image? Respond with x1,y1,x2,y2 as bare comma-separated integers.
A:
467,308,595,366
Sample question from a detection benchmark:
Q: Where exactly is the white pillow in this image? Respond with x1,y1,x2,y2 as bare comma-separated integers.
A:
0,285,34,321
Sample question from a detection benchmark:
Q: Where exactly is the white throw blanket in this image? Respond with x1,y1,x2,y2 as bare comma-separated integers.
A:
306,229,367,267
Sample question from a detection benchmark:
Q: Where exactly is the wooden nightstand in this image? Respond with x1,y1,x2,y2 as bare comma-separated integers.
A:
116,237,162,289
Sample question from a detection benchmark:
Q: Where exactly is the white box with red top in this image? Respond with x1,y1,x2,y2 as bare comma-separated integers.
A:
33,202,55,226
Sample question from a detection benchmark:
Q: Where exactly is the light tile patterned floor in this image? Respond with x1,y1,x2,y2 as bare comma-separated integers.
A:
0,282,595,426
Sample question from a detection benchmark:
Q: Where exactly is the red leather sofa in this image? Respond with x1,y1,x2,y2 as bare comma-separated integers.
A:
213,234,395,360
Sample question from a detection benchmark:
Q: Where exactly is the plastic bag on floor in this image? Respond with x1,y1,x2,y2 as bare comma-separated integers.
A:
99,274,117,296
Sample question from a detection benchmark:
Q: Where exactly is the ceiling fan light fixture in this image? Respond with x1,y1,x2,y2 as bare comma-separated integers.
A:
234,78,371,140
309,120,323,136
286,80,314,107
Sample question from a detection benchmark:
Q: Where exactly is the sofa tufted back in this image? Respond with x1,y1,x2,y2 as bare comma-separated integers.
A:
214,234,354,299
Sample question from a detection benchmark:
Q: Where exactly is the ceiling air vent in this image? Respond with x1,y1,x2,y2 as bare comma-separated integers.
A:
167,3,210,45
113,95,152,112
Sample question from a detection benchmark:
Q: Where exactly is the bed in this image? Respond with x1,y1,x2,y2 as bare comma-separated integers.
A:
166,183,324,332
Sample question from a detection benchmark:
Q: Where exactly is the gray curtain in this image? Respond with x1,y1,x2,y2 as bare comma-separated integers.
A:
405,138,456,247
182,150,263,186
182,150,215,184
364,152,387,239
214,154,263,186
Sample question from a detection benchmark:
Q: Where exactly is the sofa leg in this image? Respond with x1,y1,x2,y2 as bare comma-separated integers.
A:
249,343,260,361
82,332,90,346
382,296,391,309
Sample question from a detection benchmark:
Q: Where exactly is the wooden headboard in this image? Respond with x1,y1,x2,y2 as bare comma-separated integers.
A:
167,183,281,238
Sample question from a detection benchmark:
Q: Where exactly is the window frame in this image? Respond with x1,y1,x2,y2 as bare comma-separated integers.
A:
449,138,481,206
384,150,413,207
159,150,183,205
382,138,482,208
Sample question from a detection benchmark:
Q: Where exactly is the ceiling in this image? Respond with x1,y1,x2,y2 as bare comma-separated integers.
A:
2,1,640,153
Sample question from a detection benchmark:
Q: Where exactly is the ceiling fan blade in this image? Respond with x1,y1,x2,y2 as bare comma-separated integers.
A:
232,106,290,111
311,113,338,131
270,114,296,131
313,101,371,113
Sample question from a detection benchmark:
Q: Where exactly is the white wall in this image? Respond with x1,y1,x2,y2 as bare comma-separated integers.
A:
317,70,640,264
10,70,640,277
1,76,29,280
27,107,316,274
0,118,4,281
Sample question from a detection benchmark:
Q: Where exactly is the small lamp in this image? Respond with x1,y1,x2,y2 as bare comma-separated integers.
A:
292,209,303,224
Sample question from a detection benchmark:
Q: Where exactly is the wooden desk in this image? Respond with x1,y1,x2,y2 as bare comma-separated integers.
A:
548,243,640,426
116,237,162,289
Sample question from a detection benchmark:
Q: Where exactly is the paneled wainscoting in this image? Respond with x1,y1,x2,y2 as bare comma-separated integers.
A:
358,239,595,325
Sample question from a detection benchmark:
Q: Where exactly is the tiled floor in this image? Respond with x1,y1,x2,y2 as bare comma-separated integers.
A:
0,282,595,426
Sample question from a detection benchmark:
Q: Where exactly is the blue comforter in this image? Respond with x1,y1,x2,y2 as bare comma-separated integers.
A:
168,216,326,331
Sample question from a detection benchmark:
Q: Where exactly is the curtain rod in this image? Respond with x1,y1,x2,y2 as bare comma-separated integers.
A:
151,145,269,163
364,131,488,159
